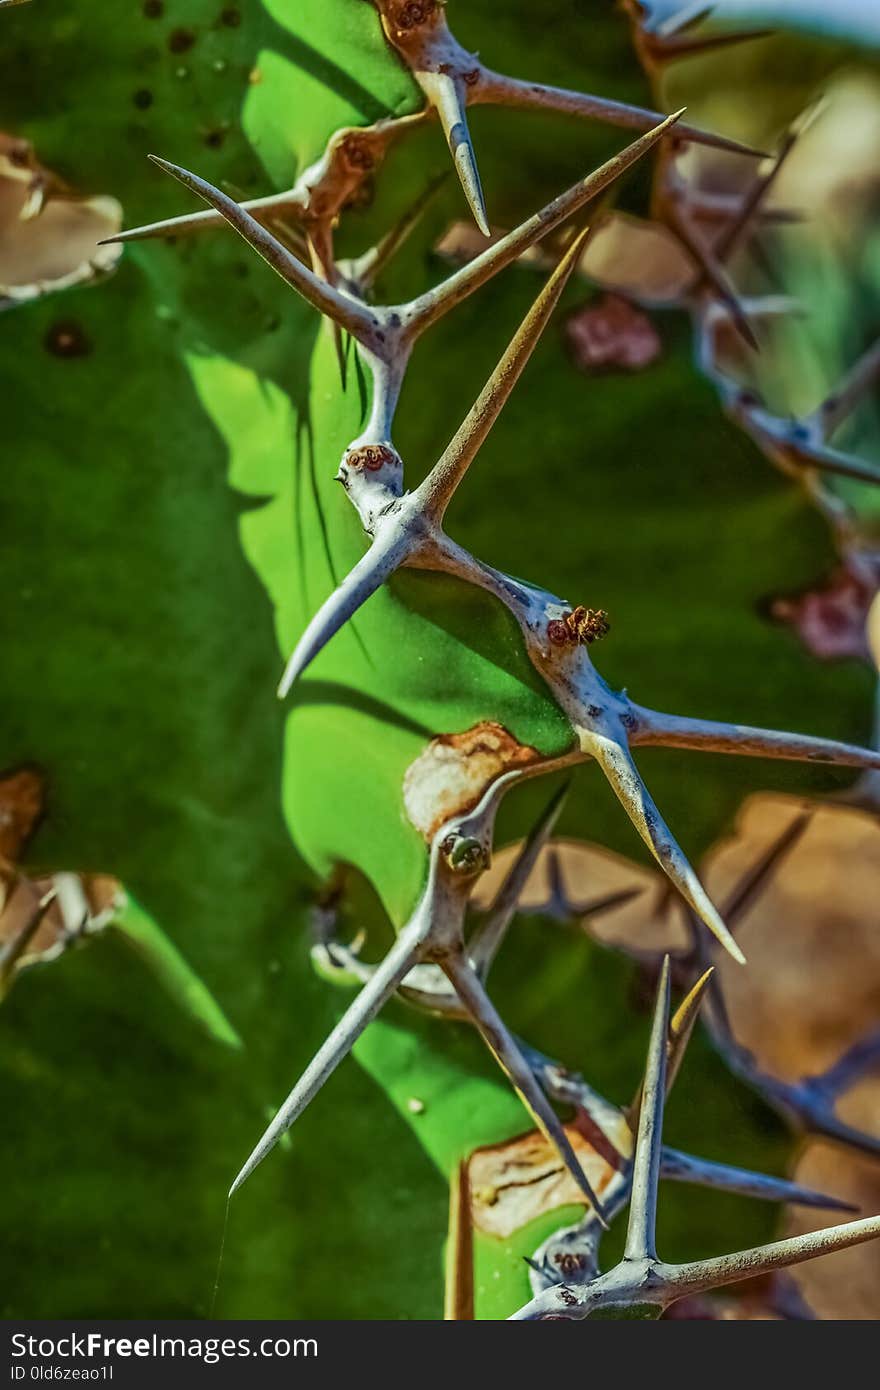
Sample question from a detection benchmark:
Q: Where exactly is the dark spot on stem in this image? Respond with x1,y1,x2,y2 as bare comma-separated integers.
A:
45,321,92,359
168,27,196,53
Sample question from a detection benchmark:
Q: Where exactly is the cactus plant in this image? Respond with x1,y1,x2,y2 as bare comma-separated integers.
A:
2,0,880,1320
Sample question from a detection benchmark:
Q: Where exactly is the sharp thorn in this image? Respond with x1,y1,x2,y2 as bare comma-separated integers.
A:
424,73,490,236
624,956,671,1262
660,1147,858,1212
478,72,764,158
444,953,610,1227
469,781,569,976
147,156,373,338
586,733,745,964
416,226,590,522
98,206,228,245
630,704,880,773
714,125,800,265
629,967,712,1124
229,921,423,1197
667,967,713,1088
277,531,410,699
666,1213,880,1296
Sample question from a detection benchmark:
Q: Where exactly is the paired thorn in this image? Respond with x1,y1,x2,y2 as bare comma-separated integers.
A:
510,949,880,1319
147,157,376,341
277,225,588,696
372,0,758,235
628,968,712,1126
623,958,670,1262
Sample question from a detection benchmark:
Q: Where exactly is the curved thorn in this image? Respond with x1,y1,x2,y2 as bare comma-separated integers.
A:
665,1213,880,1297
229,919,425,1197
468,781,569,977
624,957,670,1262
415,226,590,523
630,705,880,771
585,733,745,964
476,71,764,158
660,1148,856,1212
421,71,490,236
408,112,683,333
147,157,375,340
277,529,411,699
443,952,610,1227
